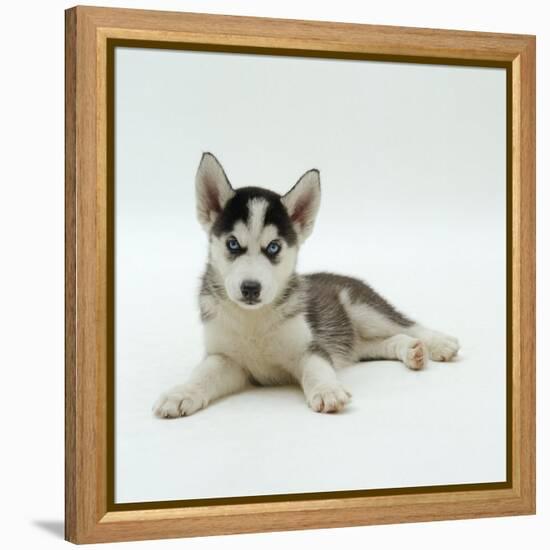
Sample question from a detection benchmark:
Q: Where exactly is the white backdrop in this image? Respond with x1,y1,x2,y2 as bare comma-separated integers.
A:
115,48,506,502
1,1,547,549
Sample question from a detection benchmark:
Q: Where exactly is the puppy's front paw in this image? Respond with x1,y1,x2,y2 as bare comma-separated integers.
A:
426,333,460,362
152,385,207,418
307,382,351,413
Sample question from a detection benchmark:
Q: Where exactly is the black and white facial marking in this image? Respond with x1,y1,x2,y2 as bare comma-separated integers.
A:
195,152,321,309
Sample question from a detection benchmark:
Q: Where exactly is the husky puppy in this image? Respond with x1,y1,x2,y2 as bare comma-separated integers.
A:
153,153,460,417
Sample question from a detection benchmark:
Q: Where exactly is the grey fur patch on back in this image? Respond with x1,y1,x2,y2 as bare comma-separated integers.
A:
306,272,413,328
304,276,356,359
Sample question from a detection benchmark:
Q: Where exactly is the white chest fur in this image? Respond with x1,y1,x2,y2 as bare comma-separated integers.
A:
203,301,312,385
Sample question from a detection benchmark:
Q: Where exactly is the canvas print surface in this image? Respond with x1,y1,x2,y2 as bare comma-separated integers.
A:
114,47,506,503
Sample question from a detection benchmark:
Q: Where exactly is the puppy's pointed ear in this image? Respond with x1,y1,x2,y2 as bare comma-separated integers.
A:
195,152,235,230
282,169,321,242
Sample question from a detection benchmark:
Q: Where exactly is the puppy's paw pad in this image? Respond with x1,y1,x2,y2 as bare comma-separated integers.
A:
308,382,351,414
405,340,428,370
427,334,460,362
152,387,206,418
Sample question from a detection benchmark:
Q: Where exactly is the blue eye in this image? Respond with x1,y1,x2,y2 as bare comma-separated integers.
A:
266,241,281,256
226,237,241,252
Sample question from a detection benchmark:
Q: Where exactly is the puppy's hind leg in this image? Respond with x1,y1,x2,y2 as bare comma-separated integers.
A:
357,335,428,371
406,325,460,362
337,278,459,364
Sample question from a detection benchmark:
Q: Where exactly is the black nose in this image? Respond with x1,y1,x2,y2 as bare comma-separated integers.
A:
240,280,261,301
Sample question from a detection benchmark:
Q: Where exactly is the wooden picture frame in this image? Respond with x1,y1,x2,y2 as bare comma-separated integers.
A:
65,5,536,544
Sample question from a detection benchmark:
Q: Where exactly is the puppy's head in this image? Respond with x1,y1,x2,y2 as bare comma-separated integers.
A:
196,152,320,309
